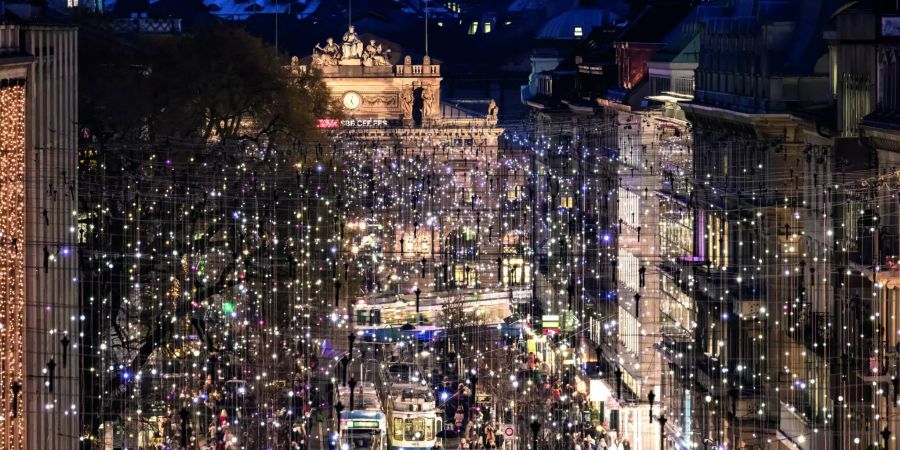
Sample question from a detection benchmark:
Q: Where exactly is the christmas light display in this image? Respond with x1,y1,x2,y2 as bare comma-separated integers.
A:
72,110,900,449
0,82,27,450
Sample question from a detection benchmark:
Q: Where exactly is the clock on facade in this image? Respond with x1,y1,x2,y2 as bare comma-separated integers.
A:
342,91,362,110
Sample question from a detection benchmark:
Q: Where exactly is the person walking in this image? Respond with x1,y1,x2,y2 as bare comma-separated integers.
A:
483,422,495,449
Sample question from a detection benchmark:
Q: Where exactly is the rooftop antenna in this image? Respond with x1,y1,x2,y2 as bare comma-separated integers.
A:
424,0,429,56
349,0,352,28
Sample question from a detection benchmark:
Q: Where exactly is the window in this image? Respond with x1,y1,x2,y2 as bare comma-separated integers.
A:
393,418,403,440
574,26,584,37
414,418,425,440
425,419,434,440
484,22,492,33
469,22,479,35
404,419,415,441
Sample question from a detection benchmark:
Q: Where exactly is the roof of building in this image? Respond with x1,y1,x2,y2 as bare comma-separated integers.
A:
861,110,900,131
650,3,730,64
614,1,694,44
536,7,618,40
778,0,845,76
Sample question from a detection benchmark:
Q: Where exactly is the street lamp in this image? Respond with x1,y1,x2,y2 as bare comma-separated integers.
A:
179,407,190,448
348,333,356,361
340,354,350,386
593,343,607,376
415,287,422,323
469,374,479,409
615,366,623,400
348,377,357,410
658,415,667,450
530,420,541,450
334,401,344,424
334,279,342,307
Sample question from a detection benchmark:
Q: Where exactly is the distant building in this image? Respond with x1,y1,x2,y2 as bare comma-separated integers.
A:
0,19,79,450
292,25,523,318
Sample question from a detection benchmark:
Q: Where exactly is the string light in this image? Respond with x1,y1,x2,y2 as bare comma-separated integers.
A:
0,82,27,450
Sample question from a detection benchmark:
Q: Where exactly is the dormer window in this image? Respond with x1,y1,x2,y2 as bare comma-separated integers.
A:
574,26,584,37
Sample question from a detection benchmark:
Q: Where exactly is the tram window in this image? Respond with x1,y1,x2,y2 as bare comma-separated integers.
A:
393,418,403,440
371,310,380,325
413,418,425,440
425,418,434,440
404,419,415,441
357,310,369,325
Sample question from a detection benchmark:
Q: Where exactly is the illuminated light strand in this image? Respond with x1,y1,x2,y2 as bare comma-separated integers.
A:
0,83,27,450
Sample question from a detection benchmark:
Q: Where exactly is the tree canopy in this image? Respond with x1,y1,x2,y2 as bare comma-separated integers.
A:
81,23,338,146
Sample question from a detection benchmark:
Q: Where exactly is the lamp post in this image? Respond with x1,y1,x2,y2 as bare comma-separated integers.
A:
340,354,350,386
469,373,478,410
348,333,356,362
179,407,190,449
348,377,357,411
335,279,342,307
658,415,667,450
334,401,344,430
615,366,623,400
530,420,541,450
414,287,422,323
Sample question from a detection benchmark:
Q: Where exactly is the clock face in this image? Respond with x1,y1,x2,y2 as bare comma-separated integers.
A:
343,92,361,110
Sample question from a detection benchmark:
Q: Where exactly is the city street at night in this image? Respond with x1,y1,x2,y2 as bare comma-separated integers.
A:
1,0,900,449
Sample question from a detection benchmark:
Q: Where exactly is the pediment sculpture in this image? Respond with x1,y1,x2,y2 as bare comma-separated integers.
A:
311,26,392,67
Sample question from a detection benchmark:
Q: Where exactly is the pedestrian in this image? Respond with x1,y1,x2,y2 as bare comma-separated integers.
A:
454,408,465,431
584,434,595,450
459,437,469,450
598,433,609,450
484,422,495,449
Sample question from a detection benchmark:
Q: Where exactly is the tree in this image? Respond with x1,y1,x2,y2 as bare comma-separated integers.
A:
80,23,338,146
77,23,340,446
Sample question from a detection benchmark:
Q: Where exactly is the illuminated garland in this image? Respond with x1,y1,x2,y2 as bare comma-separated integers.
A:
0,83,27,450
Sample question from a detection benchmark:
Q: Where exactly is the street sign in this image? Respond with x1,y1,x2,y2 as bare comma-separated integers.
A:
541,314,560,335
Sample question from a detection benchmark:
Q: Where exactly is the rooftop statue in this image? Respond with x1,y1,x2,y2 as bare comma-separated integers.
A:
487,99,499,119
312,37,340,66
363,40,392,67
341,25,364,64
310,26,392,67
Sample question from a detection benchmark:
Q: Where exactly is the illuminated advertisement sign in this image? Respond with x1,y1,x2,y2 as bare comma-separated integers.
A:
316,118,401,129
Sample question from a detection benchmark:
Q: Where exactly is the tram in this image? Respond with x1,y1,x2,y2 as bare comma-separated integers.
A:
338,382,388,450
353,288,526,331
372,358,443,450
385,384,442,450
